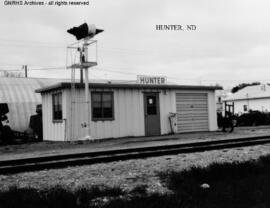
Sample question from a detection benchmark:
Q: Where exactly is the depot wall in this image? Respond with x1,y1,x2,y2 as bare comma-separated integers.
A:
41,87,218,141
41,89,67,141
42,88,176,141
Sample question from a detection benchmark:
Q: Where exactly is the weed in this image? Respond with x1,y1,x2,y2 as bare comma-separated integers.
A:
2,155,270,208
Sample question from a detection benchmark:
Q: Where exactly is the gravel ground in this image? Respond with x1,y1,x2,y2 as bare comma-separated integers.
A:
1,144,270,194
1,126,270,161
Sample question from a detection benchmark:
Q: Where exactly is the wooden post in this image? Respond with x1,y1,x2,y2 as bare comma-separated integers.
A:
83,40,91,140
24,65,28,78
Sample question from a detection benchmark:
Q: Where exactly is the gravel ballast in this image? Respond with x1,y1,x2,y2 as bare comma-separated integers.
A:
1,144,270,193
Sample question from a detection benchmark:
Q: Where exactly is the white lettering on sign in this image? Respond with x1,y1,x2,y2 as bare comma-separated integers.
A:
137,75,167,85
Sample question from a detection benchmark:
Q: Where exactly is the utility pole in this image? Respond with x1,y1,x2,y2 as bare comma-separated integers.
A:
78,48,84,83
23,65,28,78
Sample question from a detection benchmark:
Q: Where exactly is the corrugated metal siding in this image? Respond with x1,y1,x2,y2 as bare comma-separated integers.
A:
0,78,63,132
69,88,88,140
42,90,66,141
207,92,218,131
159,91,176,134
176,93,209,133
60,88,175,140
42,88,217,141
89,89,175,139
66,88,146,140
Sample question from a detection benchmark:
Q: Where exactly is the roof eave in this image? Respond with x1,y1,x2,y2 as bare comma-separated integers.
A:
35,82,222,94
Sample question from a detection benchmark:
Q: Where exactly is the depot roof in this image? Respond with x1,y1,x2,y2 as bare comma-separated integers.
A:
35,82,222,93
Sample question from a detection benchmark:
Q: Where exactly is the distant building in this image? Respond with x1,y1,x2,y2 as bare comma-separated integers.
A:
215,90,230,113
224,84,270,114
0,77,68,132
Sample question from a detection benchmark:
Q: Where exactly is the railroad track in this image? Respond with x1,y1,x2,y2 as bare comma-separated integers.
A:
1,135,270,174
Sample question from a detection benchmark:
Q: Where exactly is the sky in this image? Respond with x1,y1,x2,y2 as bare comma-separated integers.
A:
0,0,270,89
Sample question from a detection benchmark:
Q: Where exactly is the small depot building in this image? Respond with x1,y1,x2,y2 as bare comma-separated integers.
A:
36,82,221,141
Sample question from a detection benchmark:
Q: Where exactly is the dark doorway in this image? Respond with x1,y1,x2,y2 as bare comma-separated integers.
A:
144,93,161,136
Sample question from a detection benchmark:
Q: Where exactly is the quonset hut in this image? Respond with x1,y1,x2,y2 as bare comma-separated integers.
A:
0,77,65,132
36,79,222,141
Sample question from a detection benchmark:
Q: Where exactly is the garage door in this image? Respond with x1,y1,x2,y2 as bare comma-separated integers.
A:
176,93,209,133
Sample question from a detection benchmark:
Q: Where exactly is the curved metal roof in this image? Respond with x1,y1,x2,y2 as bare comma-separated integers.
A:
0,77,65,132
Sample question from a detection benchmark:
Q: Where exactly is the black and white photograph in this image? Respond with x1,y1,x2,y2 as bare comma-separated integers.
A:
1,0,270,207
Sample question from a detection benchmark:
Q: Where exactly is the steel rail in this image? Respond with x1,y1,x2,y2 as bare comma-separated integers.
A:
1,135,270,174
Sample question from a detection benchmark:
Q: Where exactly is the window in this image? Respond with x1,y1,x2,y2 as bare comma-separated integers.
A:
146,95,157,115
92,92,114,120
243,105,247,112
52,93,62,121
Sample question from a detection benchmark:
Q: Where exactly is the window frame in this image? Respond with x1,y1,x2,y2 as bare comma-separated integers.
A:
146,95,158,115
52,92,63,122
91,91,114,121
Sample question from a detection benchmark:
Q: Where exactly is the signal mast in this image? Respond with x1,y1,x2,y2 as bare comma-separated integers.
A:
67,23,103,140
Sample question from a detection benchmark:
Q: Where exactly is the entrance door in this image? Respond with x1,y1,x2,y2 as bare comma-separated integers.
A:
144,93,161,136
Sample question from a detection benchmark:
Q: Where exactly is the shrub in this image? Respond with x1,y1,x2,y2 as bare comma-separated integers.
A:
0,185,124,208
236,111,270,126
2,155,270,208
157,155,270,208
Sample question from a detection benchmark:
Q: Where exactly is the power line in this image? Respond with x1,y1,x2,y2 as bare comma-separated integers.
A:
0,66,66,71
0,38,152,53
30,66,66,70
0,43,65,49
1,64,270,83
92,67,270,82
0,62,24,66
0,38,175,57
0,38,67,45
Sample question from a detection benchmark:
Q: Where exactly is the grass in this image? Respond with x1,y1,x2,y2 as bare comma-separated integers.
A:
0,185,124,208
2,155,270,207
157,156,270,208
